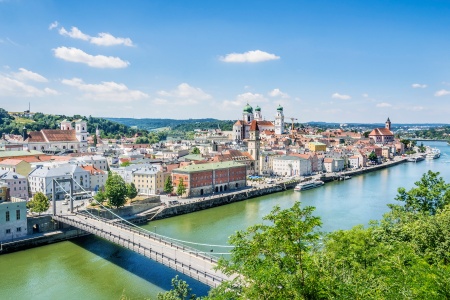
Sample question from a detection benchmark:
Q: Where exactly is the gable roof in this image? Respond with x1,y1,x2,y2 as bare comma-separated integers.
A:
369,128,393,136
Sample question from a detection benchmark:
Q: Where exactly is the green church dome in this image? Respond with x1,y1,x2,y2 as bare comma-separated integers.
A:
255,105,261,112
243,103,253,113
276,104,283,111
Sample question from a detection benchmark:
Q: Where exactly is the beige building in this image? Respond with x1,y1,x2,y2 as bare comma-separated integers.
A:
308,142,327,152
0,159,31,177
132,167,164,195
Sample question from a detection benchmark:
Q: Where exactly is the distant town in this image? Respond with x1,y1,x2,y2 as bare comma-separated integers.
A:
0,104,448,244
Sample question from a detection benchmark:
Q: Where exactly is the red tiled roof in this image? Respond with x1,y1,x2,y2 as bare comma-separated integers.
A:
0,158,25,166
249,120,259,131
324,158,334,163
256,120,273,126
369,128,393,136
41,129,78,142
26,131,47,143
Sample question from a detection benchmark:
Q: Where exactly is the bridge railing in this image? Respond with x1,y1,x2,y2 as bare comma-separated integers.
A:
76,211,219,263
53,215,225,287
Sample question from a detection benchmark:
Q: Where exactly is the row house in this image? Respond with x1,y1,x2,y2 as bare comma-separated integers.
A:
272,156,312,177
0,197,27,242
0,159,32,178
28,164,91,200
323,158,345,173
81,165,107,192
0,171,28,200
259,152,282,175
172,161,247,197
132,166,165,195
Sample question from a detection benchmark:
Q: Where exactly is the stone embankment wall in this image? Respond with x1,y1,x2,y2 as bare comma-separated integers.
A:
153,181,299,220
85,196,161,220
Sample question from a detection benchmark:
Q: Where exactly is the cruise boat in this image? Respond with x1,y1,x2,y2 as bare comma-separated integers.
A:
294,180,324,191
426,148,441,159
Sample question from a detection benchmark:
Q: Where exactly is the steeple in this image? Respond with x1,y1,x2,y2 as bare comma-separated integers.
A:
385,117,391,131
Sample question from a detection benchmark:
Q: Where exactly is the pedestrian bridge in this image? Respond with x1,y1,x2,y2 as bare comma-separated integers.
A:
52,213,231,288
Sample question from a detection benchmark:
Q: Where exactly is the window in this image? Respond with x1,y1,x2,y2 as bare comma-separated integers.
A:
6,211,10,222
6,229,10,234
16,227,21,232
16,210,20,220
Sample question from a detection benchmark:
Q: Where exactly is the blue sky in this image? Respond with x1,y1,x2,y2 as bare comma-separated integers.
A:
1,0,450,123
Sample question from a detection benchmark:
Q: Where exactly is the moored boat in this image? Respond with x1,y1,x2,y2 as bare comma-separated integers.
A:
294,180,324,191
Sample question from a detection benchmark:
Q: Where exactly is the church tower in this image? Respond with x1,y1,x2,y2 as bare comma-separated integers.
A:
60,120,72,130
75,119,88,147
242,103,254,123
254,105,262,121
248,120,260,175
274,104,285,135
385,117,391,132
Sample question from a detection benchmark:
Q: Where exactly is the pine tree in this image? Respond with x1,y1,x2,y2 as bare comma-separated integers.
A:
164,176,174,194
176,178,186,196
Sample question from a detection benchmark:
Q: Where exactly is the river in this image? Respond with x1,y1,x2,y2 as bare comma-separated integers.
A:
1,141,449,299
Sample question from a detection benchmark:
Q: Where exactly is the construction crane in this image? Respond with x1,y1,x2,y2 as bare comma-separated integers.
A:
289,117,298,131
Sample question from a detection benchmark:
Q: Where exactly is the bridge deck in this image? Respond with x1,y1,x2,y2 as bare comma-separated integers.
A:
53,213,231,288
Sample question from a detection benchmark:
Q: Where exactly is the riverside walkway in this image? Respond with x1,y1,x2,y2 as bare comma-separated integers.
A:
52,213,231,288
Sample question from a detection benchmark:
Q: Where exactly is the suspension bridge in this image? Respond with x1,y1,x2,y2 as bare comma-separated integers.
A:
50,178,233,288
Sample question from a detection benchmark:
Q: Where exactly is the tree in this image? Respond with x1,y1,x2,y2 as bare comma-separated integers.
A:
120,161,131,167
126,182,138,200
418,142,426,153
368,151,378,163
27,192,49,215
191,147,200,154
164,176,174,194
93,190,106,204
93,134,98,146
393,170,450,215
157,276,198,300
216,202,322,299
105,174,128,208
176,178,186,196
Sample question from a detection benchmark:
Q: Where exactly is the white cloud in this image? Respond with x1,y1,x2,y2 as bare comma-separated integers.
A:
434,89,450,97
59,26,89,41
411,83,427,88
48,21,58,30
268,88,290,99
0,73,58,98
362,93,369,98
62,77,148,102
376,102,392,108
220,92,267,109
157,83,211,105
58,26,134,47
12,68,48,82
53,47,129,68
220,50,280,63
331,93,351,100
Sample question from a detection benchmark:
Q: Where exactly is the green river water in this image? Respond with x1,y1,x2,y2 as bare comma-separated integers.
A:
1,141,449,300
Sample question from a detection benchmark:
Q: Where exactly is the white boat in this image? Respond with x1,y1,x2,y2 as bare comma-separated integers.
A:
294,180,324,191
425,148,440,159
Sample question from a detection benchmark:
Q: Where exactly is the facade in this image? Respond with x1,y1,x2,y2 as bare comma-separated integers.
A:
308,142,327,152
0,197,27,242
0,182,9,201
172,161,247,197
323,158,346,173
28,164,91,200
259,152,282,175
247,120,260,175
272,156,312,176
132,166,164,195
0,171,28,200
81,165,107,192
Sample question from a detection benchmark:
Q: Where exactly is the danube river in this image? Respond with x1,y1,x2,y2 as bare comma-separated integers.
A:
1,141,449,299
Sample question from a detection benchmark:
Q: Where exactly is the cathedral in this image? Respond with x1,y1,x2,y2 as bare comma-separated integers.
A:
232,104,285,141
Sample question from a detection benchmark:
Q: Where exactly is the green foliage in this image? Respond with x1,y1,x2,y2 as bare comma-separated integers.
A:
368,151,378,162
105,174,128,208
93,191,106,204
27,192,49,215
393,170,450,215
191,147,200,154
418,142,426,153
120,161,131,167
176,178,186,196
216,202,322,299
157,276,198,300
164,176,173,194
126,182,138,200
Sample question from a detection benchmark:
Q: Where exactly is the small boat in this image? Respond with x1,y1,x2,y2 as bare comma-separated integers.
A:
294,180,324,191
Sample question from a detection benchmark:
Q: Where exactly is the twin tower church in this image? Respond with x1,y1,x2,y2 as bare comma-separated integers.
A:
232,103,285,141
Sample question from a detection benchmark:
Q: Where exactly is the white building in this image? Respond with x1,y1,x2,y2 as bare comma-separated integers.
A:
274,104,285,135
232,104,277,141
0,197,27,242
28,164,91,200
272,156,312,177
74,155,109,171
24,119,89,152
132,166,164,195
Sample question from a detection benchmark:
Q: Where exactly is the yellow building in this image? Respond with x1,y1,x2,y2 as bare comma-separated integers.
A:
308,142,327,152
0,159,32,177
132,167,165,195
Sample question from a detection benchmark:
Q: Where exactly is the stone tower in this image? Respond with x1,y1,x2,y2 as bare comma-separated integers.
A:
254,105,262,121
385,117,391,131
248,120,260,175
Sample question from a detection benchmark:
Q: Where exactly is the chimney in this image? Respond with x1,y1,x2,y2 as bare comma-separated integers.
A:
22,126,28,141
